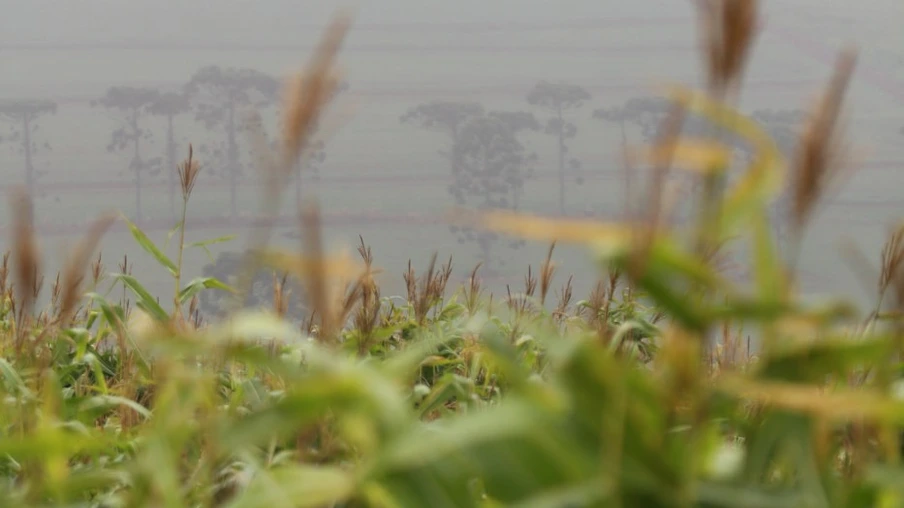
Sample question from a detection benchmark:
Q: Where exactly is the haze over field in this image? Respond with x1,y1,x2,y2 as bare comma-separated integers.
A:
1,0,903,313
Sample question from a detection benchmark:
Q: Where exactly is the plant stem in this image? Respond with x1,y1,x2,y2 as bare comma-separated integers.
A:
174,198,189,315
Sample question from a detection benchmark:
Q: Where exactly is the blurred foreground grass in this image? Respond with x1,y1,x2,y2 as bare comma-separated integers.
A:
4,3,904,507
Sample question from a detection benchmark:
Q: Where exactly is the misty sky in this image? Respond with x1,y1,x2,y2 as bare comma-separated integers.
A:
2,1,901,98
2,1,900,47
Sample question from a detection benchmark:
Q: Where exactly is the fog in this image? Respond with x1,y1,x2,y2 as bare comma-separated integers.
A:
1,0,902,317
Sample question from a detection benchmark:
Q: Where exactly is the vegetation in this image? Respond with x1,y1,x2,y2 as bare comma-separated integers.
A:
4,3,904,507
183,66,280,218
147,91,193,220
526,81,592,214
0,99,57,197
446,110,536,271
92,86,164,223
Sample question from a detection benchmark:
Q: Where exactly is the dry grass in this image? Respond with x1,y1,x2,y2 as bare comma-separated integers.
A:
57,213,116,327
404,253,453,326
694,0,761,98
230,13,353,322
10,188,41,342
790,47,858,238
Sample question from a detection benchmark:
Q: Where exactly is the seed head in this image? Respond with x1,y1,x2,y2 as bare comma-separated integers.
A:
10,189,41,320
281,14,350,169
59,213,116,326
695,0,761,95
791,47,857,232
177,144,201,201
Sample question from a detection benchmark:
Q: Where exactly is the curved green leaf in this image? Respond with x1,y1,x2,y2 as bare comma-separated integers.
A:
121,213,179,277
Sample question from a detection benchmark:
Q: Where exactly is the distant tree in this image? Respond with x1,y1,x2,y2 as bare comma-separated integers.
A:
184,66,279,218
0,99,57,196
526,81,591,215
148,91,192,219
400,101,485,177
92,87,163,223
447,110,538,272
593,96,716,144
594,96,669,144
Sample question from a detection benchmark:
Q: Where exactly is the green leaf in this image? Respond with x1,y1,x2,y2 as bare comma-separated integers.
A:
438,302,466,321
85,310,99,329
751,207,784,302
178,276,236,304
189,234,237,262
219,371,403,450
720,147,784,235
85,353,109,395
110,273,169,322
227,465,355,508
203,310,301,344
379,326,458,383
374,399,588,506
507,481,610,508
79,395,152,421
754,335,893,383
695,480,813,508
121,213,179,277
85,292,152,372
626,263,709,332
416,375,468,419
864,464,904,497
85,292,126,326
162,220,184,250
189,234,237,249
0,359,30,397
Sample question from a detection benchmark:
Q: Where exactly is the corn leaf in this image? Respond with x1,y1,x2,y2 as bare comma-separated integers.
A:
110,273,169,322
228,465,355,508
121,213,179,277
178,276,236,304
189,234,237,262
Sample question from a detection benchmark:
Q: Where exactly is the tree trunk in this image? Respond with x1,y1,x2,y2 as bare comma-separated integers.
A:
619,118,630,220
227,106,238,218
133,110,142,224
135,162,142,224
229,169,237,218
295,160,302,209
22,114,33,194
556,107,565,215
166,115,176,219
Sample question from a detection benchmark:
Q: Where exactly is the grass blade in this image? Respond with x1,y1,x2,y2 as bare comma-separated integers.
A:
121,213,178,277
